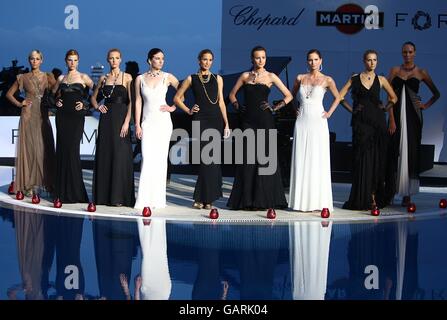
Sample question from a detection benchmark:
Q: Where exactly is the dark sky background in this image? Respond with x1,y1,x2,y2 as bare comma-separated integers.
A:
0,0,222,79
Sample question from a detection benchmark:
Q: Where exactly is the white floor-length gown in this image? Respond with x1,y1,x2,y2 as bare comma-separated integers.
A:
135,73,173,209
289,81,333,211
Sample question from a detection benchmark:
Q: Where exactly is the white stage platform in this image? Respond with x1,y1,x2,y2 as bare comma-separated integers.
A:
1,168,447,223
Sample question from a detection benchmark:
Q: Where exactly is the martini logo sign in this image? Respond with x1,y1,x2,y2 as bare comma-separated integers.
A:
316,4,384,34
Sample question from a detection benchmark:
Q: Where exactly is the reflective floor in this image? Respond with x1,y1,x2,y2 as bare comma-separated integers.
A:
1,204,446,300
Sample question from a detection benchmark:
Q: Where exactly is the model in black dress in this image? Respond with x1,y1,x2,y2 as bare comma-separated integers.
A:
340,50,397,210
90,49,135,207
174,49,230,209
54,49,94,204
227,46,292,210
386,42,440,206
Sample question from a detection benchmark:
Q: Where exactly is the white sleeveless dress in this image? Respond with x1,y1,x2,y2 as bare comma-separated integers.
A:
289,83,333,211
135,73,173,209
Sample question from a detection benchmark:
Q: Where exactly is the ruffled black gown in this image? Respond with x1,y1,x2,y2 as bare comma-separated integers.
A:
343,75,389,210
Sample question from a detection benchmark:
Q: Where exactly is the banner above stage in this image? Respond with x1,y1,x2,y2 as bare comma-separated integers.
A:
221,0,447,161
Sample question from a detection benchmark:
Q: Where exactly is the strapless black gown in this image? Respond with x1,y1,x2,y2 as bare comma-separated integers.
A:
227,83,287,209
55,83,88,203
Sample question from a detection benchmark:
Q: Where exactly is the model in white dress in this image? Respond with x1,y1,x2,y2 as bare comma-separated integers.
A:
289,69,341,211
135,72,174,209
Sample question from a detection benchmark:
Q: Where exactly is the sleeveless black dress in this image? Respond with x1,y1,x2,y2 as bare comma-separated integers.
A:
93,82,135,207
227,83,287,209
343,75,388,210
191,74,224,204
385,77,422,198
55,83,89,203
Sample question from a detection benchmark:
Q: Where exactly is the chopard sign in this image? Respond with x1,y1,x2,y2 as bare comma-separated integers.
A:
229,5,305,31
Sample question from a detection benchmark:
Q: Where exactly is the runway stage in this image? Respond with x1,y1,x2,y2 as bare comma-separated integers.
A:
1,166,447,223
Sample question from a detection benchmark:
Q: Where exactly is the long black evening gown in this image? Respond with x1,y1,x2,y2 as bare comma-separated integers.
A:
343,75,388,210
191,74,224,204
55,83,88,203
93,82,135,207
227,83,287,209
385,77,422,199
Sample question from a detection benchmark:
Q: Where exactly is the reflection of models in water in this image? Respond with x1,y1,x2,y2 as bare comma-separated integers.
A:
347,223,397,299
93,219,138,300
386,41,440,207
10,209,45,300
191,223,229,300
289,221,332,300
40,215,85,300
232,224,283,299
344,221,419,300
136,219,171,299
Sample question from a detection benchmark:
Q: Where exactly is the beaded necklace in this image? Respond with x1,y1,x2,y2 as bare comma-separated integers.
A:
147,70,161,77
249,69,266,84
101,71,120,99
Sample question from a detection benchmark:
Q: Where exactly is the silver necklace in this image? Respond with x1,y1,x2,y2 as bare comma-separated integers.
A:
303,84,315,99
250,69,266,83
302,75,319,99
101,71,120,99
362,72,374,81
147,70,161,77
